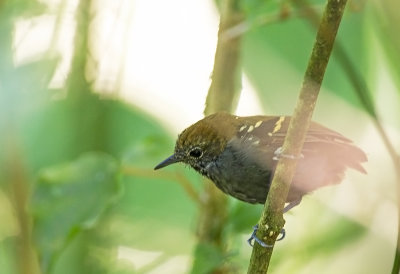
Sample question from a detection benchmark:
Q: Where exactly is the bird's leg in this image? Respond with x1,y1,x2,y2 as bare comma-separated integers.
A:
283,197,302,213
247,224,286,248
247,198,302,247
248,146,303,248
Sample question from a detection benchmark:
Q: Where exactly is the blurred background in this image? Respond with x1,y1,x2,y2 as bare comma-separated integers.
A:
1,0,400,273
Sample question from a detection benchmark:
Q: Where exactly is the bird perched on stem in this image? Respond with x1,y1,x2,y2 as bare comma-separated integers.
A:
155,112,367,212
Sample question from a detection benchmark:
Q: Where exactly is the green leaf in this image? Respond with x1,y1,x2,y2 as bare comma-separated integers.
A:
228,201,262,234
242,6,368,113
371,0,400,95
0,0,46,19
191,243,227,274
270,210,366,272
32,153,121,273
300,215,366,256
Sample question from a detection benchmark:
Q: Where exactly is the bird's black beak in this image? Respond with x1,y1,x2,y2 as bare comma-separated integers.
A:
154,154,180,170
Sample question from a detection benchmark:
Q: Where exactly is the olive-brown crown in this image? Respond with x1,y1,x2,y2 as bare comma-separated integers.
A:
173,112,238,170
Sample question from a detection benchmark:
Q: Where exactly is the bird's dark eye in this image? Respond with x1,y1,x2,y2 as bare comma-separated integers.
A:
189,147,203,158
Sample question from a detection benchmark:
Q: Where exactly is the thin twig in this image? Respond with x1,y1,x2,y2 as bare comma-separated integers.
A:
247,0,348,272
122,166,202,205
5,136,38,274
222,4,324,40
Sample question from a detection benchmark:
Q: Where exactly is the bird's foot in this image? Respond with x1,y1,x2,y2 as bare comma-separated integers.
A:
273,147,304,161
247,224,286,248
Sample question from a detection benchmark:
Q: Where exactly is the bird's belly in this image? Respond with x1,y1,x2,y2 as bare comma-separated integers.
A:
205,139,345,204
206,154,337,204
207,157,272,204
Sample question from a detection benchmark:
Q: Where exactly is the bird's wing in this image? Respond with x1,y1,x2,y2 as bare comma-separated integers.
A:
237,116,367,173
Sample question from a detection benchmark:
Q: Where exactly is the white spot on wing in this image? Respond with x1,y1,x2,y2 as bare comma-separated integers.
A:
248,125,254,132
239,125,247,132
272,116,285,134
255,120,263,128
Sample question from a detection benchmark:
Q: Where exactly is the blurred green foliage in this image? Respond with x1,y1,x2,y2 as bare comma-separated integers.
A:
0,0,398,273
32,153,121,272
242,1,368,113
371,0,400,96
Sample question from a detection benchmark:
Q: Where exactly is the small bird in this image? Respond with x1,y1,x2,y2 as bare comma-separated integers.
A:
154,112,367,212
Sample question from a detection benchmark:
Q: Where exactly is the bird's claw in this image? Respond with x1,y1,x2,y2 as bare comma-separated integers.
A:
277,228,286,241
247,224,286,248
247,225,272,248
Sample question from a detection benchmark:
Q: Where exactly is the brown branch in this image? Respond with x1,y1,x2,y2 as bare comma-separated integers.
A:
223,3,325,40
247,0,348,272
66,0,92,98
193,0,244,272
4,137,39,274
204,0,243,114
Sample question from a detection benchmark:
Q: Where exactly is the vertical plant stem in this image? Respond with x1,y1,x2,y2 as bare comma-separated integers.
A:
247,0,348,272
5,137,39,274
293,1,400,272
204,0,243,114
0,1,40,273
66,0,91,99
194,0,243,272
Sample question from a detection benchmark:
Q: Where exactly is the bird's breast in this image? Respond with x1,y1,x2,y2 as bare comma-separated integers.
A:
206,142,273,204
